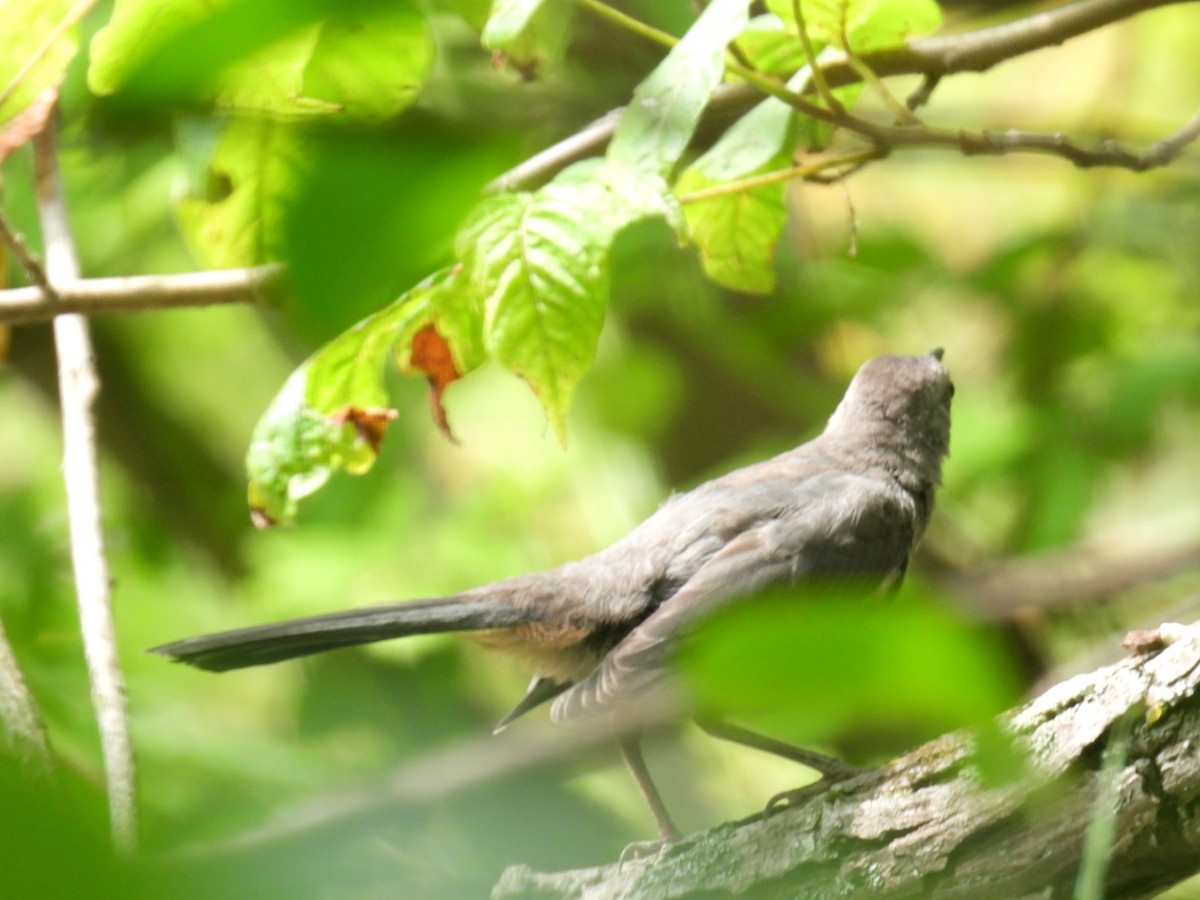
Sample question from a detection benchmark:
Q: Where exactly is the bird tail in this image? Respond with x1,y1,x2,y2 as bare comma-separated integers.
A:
149,596,530,672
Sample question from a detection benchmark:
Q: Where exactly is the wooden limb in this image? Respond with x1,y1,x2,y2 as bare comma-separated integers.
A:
0,617,53,777
494,620,1200,898
0,264,284,325
488,0,1194,192
33,113,137,854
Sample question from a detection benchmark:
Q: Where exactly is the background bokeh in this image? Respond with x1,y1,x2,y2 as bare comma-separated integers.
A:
2,1,1199,896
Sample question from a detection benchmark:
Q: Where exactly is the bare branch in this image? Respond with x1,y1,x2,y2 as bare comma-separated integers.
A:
0,618,53,778
489,0,1195,191
0,264,284,325
494,620,1200,898
33,113,137,854
0,208,53,291
847,105,1200,171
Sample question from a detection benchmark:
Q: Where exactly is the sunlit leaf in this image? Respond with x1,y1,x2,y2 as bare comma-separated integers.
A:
0,0,79,127
299,8,431,120
456,159,677,441
766,0,940,52
176,117,308,267
676,161,788,294
735,14,805,75
483,0,574,75
246,266,483,525
608,0,750,177
90,0,431,120
675,67,801,293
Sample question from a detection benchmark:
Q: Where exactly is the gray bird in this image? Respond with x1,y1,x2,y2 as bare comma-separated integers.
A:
152,349,954,839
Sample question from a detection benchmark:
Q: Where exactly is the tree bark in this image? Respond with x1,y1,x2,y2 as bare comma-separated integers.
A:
494,622,1200,899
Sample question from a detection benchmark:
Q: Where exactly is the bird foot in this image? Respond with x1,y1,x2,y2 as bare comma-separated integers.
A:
764,764,864,814
618,835,679,868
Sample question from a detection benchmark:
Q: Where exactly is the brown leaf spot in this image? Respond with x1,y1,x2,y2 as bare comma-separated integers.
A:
410,324,461,442
330,406,399,454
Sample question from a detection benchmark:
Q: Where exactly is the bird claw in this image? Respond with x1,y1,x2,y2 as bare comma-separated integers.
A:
765,764,864,814
618,836,678,868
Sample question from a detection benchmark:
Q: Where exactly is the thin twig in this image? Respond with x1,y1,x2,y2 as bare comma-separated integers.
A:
676,149,880,204
33,112,137,855
792,0,842,113
845,105,1200,170
0,263,284,325
841,52,919,125
906,74,941,112
0,209,54,293
0,619,53,778
490,0,1192,192
572,0,677,49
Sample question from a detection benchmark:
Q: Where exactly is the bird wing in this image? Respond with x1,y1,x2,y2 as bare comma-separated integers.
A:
550,472,916,722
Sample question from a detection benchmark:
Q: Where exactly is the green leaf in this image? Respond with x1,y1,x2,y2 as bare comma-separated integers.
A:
457,159,677,440
0,0,80,127
676,160,788,294
89,0,431,121
482,0,574,73
247,267,481,525
299,8,431,120
735,14,805,76
608,0,750,177
681,586,1021,744
245,369,371,527
674,61,805,293
176,118,308,268
766,0,940,53
796,81,865,150
280,118,511,339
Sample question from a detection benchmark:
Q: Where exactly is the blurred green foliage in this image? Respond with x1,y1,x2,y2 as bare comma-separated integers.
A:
2,0,1200,896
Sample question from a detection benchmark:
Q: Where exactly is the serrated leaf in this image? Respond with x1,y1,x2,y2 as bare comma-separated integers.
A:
483,0,573,74
608,0,750,177
674,62,806,293
766,0,940,53
677,161,788,294
309,266,483,414
457,159,676,440
247,267,482,525
176,118,308,268
0,0,80,127
90,0,431,121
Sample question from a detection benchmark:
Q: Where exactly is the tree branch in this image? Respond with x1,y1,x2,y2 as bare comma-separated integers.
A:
0,618,53,778
0,264,283,325
488,0,1195,192
494,620,1200,899
33,113,137,854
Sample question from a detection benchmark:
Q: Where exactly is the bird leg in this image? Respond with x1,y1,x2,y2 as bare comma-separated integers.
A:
617,733,682,845
697,718,862,779
696,718,864,811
